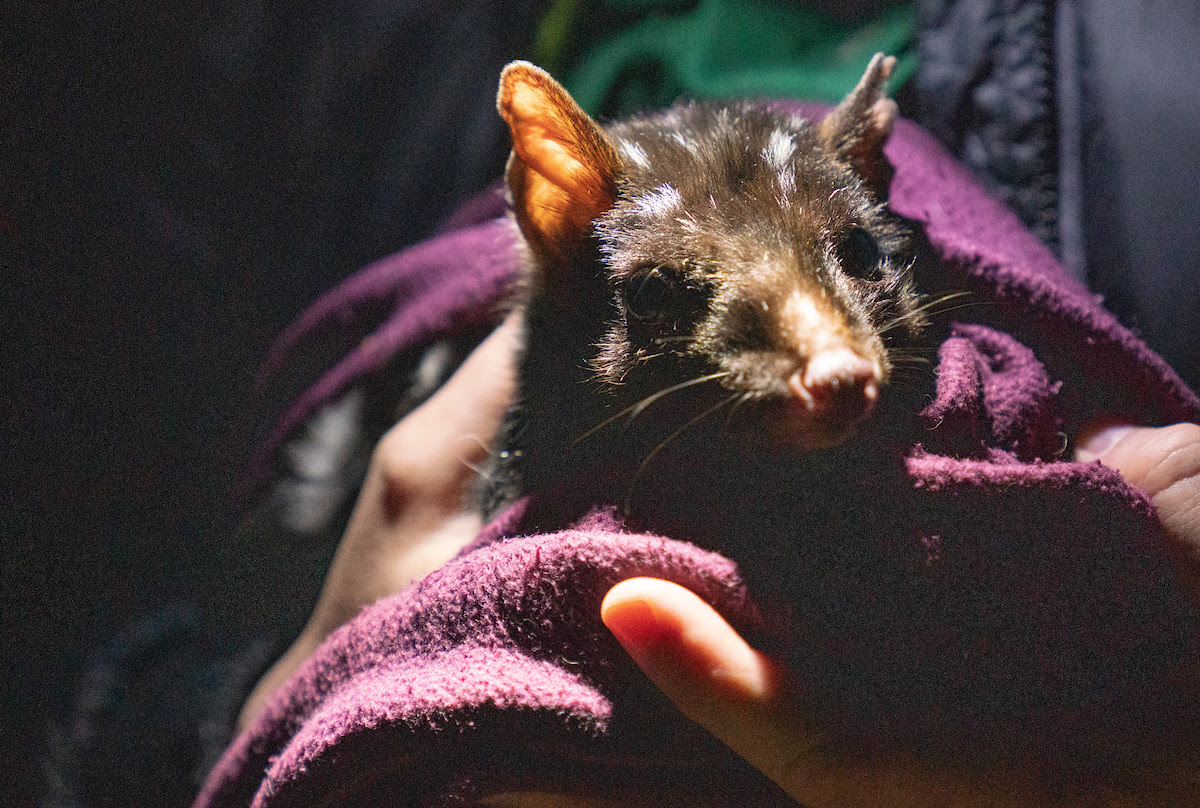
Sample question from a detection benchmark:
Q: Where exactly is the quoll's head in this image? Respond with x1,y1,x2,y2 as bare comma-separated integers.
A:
498,55,925,451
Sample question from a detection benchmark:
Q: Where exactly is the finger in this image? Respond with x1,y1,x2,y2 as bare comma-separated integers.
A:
240,318,522,730
376,313,520,513
326,315,522,607
601,577,781,706
602,578,1042,808
601,579,822,791
1075,422,1200,497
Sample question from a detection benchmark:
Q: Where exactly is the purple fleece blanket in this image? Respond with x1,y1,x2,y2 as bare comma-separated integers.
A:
200,114,1200,807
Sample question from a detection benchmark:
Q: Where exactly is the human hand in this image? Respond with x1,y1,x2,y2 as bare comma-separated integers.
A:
1075,422,1200,603
601,579,1053,807
602,422,1200,807
238,314,520,729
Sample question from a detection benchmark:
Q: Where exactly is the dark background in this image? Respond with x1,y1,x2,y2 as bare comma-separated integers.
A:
2,3,542,802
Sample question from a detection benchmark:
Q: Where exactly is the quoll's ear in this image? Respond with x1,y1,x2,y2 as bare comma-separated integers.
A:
818,53,899,200
497,61,620,262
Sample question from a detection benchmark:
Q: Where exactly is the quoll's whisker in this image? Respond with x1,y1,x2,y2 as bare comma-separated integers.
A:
877,291,974,335
888,354,932,366
915,291,973,313
623,392,741,511
927,300,995,319
632,371,729,416
571,370,731,447
898,292,1000,331
724,391,758,424
628,371,731,419
887,378,926,396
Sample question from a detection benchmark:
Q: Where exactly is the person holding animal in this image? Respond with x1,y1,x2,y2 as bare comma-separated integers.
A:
233,58,1200,807
240,309,1200,806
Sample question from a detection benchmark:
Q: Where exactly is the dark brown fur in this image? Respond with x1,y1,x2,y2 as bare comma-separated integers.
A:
486,55,927,525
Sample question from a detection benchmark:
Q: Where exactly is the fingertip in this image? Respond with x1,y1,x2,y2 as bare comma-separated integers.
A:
602,578,775,704
600,578,676,654
1075,422,1200,495
1074,424,1136,463
601,576,674,609
602,579,828,803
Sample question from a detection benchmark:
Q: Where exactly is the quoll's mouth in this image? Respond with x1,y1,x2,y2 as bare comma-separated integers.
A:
723,390,878,452
617,347,885,454
764,348,883,450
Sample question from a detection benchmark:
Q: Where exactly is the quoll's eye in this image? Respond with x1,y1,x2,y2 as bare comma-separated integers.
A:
836,226,882,280
624,264,675,322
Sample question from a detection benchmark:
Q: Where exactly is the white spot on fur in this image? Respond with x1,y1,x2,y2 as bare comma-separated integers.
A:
764,130,795,170
765,130,796,197
619,140,650,169
777,168,796,198
715,107,732,136
634,184,681,217
670,131,699,155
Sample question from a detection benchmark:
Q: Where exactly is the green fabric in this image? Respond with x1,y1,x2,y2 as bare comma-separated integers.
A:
535,0,915,117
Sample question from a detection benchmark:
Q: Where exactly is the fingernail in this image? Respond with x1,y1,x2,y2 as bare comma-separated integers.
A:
602,596,671,654
1076,425,1135,462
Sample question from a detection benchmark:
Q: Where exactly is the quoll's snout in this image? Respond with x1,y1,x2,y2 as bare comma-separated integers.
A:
789,348,880,424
